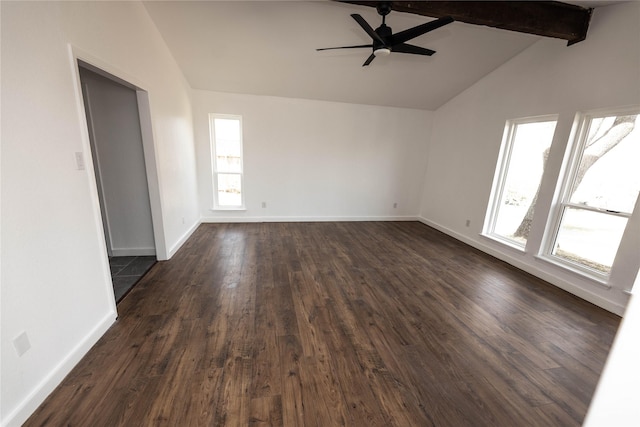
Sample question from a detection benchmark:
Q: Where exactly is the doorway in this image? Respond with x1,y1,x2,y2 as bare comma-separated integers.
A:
79,64,157,302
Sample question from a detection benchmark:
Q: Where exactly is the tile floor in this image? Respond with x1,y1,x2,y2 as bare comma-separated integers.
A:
109,256,156,302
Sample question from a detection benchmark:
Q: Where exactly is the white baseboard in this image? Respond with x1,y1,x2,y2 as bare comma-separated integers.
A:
110,247,156,257
167,219,201,258
201,215,419,223
2,310,117,427
417,217,626,316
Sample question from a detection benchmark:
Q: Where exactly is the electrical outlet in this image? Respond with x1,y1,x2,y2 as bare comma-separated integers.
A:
393,202,398,209
13,332,31,357
261,202,267,208
465,219,471,227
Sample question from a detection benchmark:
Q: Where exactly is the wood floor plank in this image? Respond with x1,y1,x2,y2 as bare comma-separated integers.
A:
249,396,283,426
251,235,283,400
213,356,253,426
278,334,305,427
289,270,331,359
298,355,350,426
317,299,392,426
25,222,621,426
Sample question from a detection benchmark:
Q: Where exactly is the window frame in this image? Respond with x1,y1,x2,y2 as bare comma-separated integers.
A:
540,106,640,281
209,113,245,210
483,115,558,250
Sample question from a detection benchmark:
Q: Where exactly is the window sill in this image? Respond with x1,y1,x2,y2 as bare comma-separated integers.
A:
211,207,246,212
534,254,611,289
480,233,526,253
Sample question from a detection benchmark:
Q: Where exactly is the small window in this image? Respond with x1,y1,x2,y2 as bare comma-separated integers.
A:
484,117,558,248
545,109,639,277
210,114,244,209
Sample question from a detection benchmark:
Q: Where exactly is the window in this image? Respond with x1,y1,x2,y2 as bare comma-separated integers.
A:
210,114,244,209
484,116,558,248
545,108,639,278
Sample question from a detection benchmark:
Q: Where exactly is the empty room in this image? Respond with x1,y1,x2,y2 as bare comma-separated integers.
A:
2,1,639,426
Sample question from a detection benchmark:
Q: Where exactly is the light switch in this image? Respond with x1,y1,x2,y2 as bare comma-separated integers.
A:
74,152,85,170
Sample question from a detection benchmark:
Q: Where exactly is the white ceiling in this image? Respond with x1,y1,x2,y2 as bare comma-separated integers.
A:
142,1,601,110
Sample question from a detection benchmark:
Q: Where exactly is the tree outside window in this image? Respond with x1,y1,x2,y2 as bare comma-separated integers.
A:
484,117,557,248
547,111,639,276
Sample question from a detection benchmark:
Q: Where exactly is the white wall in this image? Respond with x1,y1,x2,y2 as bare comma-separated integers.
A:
193,91,431,222
419,2,640,315
585,271,640,426
0,2,198,425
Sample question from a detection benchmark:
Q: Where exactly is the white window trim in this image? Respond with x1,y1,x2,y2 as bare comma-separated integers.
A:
482,114,558,251
534,253,611,288
209,113,245,210
539,105,640,281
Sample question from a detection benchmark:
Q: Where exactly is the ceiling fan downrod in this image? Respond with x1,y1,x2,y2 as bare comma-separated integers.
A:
376,1,392,24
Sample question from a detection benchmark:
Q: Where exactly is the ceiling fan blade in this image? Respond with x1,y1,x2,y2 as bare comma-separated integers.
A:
392,43,436,56
351,14,385,45
362,53,376,67
316,44,373,51
391,16,454,46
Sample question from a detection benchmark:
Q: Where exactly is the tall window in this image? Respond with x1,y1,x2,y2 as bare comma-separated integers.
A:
484,116,558,248
210,114,244,209
545,109,639,277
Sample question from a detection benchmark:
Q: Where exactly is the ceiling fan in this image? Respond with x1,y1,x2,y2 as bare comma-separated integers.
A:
317,1,454,67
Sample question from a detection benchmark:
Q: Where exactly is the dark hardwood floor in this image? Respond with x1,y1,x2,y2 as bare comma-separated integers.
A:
26,222,620,426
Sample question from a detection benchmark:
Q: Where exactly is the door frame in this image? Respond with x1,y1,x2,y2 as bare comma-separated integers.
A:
69,46,168,261
79,80,115,256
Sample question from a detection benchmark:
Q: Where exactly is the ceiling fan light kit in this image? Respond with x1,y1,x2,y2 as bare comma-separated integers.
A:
317,1,453,66
373,48,390,57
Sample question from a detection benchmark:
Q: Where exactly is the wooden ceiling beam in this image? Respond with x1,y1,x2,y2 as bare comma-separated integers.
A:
338,1,593,45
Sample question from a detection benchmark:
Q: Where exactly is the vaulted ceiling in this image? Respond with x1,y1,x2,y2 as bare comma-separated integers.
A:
142,1,617,110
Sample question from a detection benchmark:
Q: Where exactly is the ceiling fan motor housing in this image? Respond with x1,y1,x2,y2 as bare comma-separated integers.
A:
374,24,392,50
